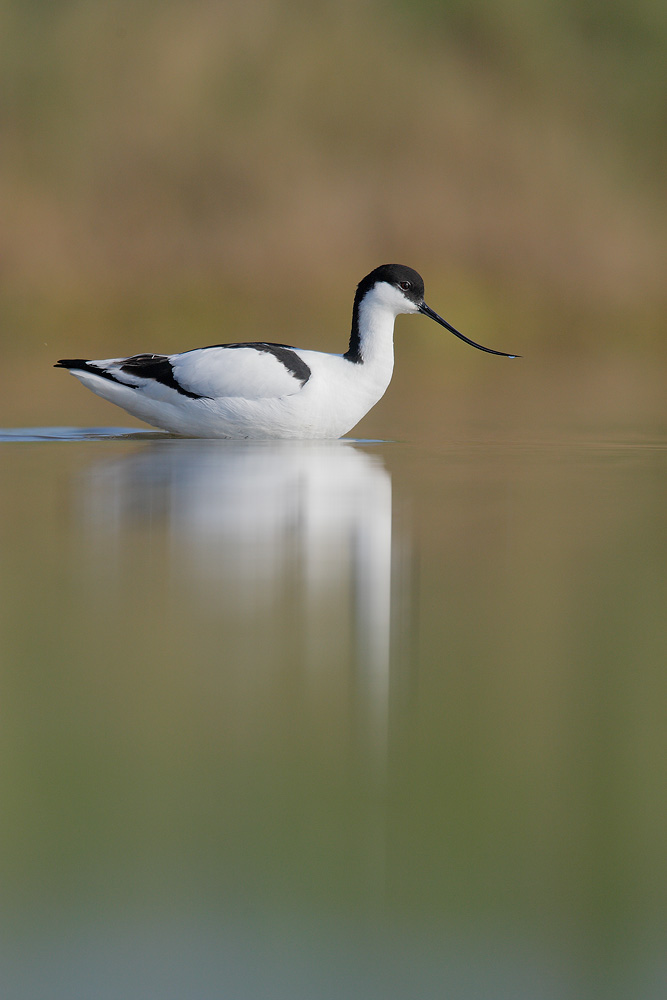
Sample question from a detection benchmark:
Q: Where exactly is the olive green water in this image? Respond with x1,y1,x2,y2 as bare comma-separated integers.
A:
0,397,666,999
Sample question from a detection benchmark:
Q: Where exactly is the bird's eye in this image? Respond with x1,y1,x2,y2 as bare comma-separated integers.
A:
399,281,412,291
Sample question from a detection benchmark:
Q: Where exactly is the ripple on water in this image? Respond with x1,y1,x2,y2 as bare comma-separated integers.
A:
0,427,175,442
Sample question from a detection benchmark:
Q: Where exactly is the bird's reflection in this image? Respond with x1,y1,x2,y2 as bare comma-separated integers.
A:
80,440,396,765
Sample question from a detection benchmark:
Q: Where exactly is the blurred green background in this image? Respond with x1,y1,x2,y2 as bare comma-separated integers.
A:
1,0,665,433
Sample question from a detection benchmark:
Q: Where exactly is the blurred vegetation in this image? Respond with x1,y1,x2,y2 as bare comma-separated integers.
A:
1,0,665,345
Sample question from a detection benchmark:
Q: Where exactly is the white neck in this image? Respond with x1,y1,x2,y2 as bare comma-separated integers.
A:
346,281,414,385
356,292,397,376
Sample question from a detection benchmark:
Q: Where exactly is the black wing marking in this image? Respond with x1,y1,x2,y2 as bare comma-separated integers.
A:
55,355,208,399
189,342,312,387
55,358,127,386
119,354,208,398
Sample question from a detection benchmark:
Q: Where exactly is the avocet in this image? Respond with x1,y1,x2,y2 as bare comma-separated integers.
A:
56,264,517,438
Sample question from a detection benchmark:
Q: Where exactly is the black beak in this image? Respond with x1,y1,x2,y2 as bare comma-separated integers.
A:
418,302,519,358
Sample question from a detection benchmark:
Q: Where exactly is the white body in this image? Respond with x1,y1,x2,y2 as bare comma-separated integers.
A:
66,282,416,439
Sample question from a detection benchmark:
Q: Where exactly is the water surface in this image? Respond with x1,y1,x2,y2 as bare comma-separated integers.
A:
0,424,665,999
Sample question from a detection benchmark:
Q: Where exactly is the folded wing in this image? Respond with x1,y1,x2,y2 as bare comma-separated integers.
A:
171,343,311,399
57,343,312,402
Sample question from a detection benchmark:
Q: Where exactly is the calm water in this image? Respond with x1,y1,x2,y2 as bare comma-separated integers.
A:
1,424,665,999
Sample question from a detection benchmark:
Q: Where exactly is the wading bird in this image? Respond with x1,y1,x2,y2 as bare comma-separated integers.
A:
56,264,517,438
